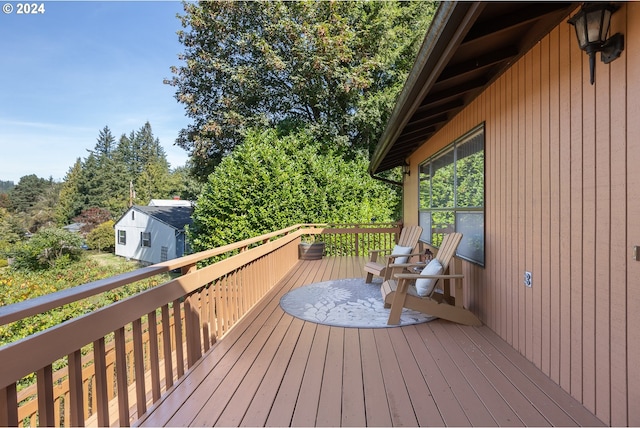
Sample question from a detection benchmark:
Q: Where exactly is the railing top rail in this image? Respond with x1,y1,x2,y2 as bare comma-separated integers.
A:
0,265,168,327
0,223,401,328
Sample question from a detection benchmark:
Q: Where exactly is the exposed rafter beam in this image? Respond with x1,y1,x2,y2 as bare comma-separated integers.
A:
421,77,488,108
437,45,519,83
461,3,573,44
402,114,448,137
413,99,464,120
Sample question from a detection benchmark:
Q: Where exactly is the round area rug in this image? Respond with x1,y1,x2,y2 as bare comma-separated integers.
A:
279,277,436,328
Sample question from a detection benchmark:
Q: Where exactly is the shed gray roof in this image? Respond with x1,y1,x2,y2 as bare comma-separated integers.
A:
133,205,194,230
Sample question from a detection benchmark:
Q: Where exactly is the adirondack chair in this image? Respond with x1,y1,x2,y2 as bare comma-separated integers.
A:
381,232,482,326
364,225,423,283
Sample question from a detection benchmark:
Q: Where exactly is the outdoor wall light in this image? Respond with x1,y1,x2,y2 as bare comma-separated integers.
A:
567,2,624,85
402,163,411,177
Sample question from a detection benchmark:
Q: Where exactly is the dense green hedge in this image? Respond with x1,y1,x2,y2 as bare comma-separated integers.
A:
189,127,399,252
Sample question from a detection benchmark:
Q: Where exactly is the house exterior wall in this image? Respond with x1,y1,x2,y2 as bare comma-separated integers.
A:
114,211,179,265
405,4,639,425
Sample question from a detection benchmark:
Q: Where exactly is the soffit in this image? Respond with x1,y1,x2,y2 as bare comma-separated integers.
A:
370,1,578,175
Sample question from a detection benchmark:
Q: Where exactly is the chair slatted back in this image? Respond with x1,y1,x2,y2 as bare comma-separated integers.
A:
435,232,463,272
397,225,423,247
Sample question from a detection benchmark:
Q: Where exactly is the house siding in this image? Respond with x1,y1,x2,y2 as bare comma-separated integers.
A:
405,4,638,425
114,210,179,264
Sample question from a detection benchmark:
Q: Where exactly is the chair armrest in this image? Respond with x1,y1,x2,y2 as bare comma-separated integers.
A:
394,273,464,280
388,261,427,268
369,249,393,255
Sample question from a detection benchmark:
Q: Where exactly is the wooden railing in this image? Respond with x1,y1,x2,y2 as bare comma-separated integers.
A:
0,223,400,427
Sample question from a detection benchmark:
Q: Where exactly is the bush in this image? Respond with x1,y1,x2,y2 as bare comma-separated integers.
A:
189,126,399,251
10,227,84,270
87,220,115,252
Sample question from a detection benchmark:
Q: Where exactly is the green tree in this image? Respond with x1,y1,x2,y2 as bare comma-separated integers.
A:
86,220,115,252
56,159,85,225
189,127,397,252
0,180,14,194
11,227,84,271
9,174,49,213
170,0,436,180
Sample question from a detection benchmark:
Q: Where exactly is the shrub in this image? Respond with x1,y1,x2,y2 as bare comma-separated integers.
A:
189,127,399,251
87,220,115,252
10,227,84,270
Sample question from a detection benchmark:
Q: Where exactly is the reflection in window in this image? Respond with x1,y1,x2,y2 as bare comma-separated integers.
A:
419,124,485,265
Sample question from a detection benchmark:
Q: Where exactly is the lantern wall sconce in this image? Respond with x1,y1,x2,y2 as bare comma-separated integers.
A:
567,3,624,85
402,163,411,177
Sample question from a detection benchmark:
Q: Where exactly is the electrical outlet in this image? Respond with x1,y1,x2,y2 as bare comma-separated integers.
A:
524,271,532,287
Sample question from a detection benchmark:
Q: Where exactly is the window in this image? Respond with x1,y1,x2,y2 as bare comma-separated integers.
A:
141,232,151,247
419,124,485,265
118,230,126,245
131,211,135,220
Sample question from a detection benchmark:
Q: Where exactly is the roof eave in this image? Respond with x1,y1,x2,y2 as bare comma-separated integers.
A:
369,1,485,176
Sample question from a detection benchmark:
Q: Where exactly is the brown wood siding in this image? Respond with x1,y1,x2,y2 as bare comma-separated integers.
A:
406,3,639,425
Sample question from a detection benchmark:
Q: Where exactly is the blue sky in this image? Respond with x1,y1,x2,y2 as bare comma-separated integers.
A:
0,1,191,183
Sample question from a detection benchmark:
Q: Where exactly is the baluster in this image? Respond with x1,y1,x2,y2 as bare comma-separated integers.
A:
172,299,184,378
147,311,161,403
36,365,54,427
132,319,146,417
200,288,211,353
114,327,130,427
93,338,109,427
67,350,84,427
161,305,174,390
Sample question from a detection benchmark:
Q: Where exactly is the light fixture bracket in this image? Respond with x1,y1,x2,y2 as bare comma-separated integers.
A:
601,32,624,64
567,2,624,84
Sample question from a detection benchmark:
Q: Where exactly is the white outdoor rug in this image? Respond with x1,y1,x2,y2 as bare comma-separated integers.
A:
279,277,436,328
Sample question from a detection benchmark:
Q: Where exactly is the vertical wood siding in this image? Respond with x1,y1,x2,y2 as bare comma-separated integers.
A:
406,3,638,425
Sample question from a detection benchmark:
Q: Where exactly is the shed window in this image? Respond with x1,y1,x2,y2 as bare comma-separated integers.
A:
118,230,126,245
141,232,151,247
419,124,485,265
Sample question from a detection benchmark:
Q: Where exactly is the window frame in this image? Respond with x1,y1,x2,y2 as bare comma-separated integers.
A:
418,123,485,266
117,230,126,245
140,231,151,248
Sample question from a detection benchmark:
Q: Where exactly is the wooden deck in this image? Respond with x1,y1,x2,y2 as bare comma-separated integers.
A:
135,256,603,427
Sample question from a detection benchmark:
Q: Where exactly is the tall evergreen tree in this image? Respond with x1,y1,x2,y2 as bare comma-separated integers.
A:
56,159,85,225
93,126,116,158
9,175,49,213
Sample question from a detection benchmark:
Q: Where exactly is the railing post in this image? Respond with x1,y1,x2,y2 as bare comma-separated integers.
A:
0,384,18,427
182,263,202,368
355,224,359,256
185,294,203,368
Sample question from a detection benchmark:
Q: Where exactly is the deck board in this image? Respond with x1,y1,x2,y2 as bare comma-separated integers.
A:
135,256,604,427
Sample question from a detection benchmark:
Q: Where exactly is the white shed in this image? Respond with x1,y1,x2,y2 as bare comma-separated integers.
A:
114,205,193,265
